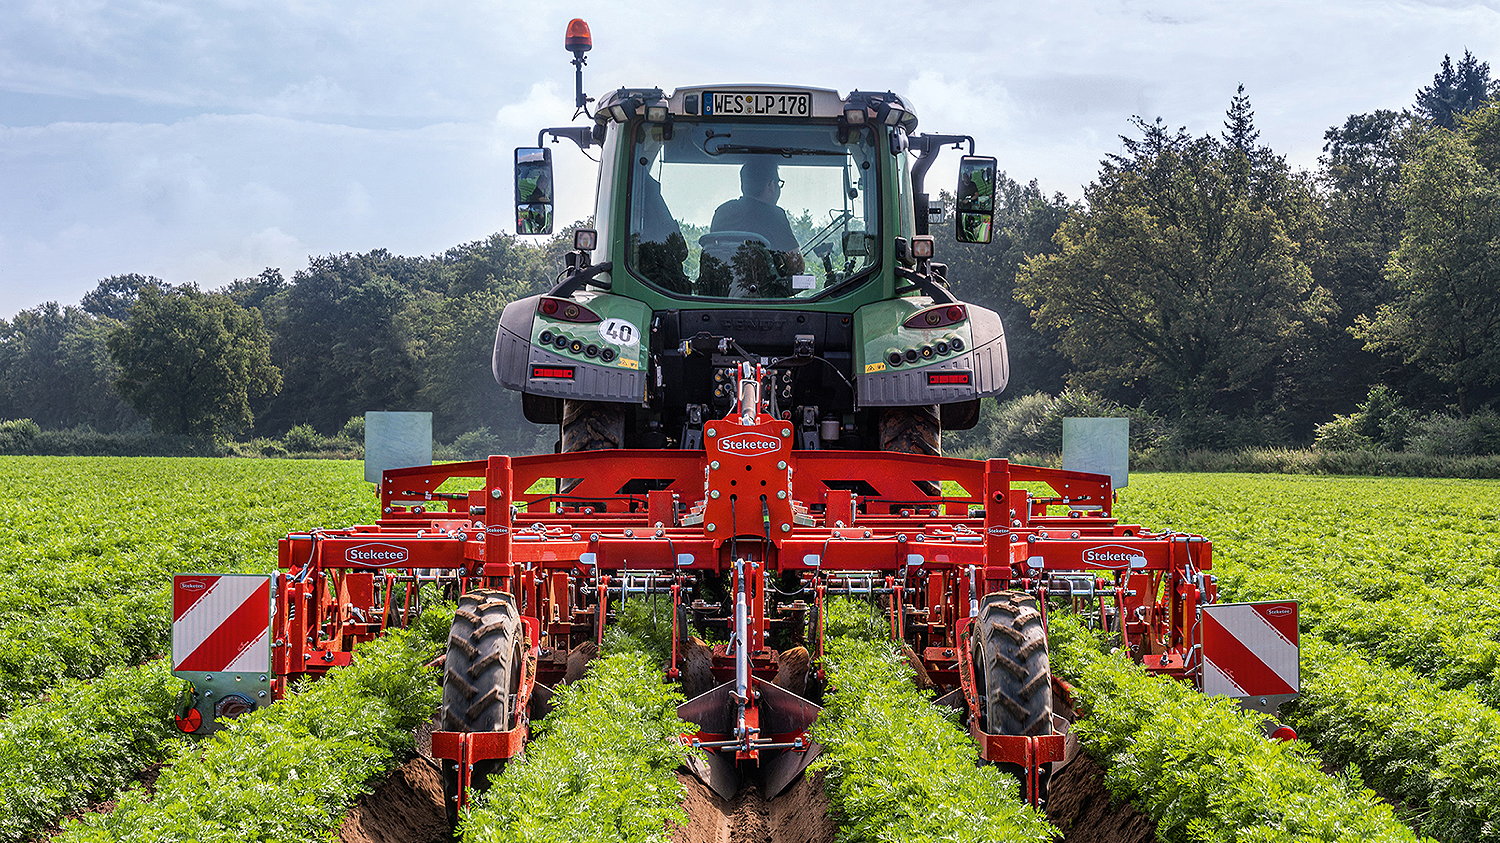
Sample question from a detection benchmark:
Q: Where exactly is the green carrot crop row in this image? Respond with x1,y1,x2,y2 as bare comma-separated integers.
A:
0,456,373,711
1117,473,1500,838
1286,636,1500,842
1048,614,1433,843
814,623,1057,843
0,660,183,843
51,609,447,843
460,650,694,843
1116,473,1500,703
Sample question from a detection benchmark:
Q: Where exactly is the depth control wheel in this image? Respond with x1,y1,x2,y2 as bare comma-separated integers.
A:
972,591,1053,736
438,590,524,827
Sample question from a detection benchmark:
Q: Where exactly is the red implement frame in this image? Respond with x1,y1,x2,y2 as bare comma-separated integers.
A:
268,404,1216,805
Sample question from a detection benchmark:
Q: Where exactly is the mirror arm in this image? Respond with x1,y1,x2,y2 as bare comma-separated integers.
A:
894,265,957,303
548,261,614,297
910,134,975,236
538,127,594,151
909,133,976,194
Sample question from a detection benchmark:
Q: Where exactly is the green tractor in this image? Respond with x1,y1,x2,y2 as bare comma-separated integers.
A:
497,20,1008,460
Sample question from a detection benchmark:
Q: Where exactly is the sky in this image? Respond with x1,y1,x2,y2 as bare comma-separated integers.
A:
3,0,1498,319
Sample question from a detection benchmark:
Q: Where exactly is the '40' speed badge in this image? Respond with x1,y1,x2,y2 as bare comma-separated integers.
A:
598,318,639,347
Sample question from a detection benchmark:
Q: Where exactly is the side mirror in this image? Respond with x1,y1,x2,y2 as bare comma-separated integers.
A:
515,147,555,235
954,155,997,244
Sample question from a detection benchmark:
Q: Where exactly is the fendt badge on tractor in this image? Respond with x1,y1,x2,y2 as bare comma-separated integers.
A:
169,17,1302,829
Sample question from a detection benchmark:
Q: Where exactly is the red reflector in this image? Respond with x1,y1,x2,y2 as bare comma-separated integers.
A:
175,707,203,733
531,366,576,379
927,371,971,386
1271,725,1297,742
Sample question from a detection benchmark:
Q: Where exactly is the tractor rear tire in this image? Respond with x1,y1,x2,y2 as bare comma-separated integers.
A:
880,405,941,497
561,400,625,452
878,405,941,456
438,590,525,827
560,400,626,493
972,591,1053,736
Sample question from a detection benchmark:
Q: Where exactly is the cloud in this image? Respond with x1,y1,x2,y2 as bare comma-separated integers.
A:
0,112,511,314
5,0,1500,318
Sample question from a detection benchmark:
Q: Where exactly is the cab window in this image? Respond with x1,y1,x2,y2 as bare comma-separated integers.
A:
627,121,880,300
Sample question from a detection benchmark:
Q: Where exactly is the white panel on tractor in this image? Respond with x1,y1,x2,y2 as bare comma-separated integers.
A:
1062,417,1129,490
365,411,433,483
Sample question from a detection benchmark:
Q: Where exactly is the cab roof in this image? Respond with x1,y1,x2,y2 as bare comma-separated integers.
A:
595,85,918,130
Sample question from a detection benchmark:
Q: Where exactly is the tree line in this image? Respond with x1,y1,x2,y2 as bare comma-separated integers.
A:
940,51,1500,452
2,52,1498,456
0,234,575,456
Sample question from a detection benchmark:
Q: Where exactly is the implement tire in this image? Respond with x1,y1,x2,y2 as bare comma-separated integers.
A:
972,591,1053,737
438,590,525,827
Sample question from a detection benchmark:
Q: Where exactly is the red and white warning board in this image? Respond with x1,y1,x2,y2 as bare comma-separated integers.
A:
172,574,271,674
1200,601,1299,698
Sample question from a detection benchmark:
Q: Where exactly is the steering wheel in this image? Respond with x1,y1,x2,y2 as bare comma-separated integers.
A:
699,231,772,251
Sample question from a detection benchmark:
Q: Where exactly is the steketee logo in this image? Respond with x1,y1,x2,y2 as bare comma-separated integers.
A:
180,579,208,592
1080,544,1148,569
346,543,410,567
716,432,782,456
1266,605,1294,618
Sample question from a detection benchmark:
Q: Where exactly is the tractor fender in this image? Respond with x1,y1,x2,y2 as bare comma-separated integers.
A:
854,302,1009,407
493,294,648,404
493,294,543,391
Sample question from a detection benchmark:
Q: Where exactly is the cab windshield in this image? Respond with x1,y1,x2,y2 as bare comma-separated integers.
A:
627,121,880,300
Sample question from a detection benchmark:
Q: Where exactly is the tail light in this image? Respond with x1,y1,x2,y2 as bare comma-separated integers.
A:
538,297,601,323
531,365,576,380
926,371,972,386
903,304,967,329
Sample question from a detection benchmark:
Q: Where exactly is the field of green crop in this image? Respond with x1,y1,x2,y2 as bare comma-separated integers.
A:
0,456,373,843
1117,474,1500,841
2,457,1496,842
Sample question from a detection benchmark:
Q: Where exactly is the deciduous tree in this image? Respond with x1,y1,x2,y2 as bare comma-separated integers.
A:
108,286,281,436
0,303,137,429
1016,97,1329,442
1357,112,1500,411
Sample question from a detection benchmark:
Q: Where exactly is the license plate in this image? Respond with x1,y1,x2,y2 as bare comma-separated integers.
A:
705,91,811,117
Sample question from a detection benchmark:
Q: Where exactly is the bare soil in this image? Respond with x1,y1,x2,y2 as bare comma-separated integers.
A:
339,757,449,843
671,769,836,843
334,742,1155,843
1045,752,1158,843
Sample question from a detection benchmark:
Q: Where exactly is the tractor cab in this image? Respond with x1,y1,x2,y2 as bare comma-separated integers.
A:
498,67,1012,458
